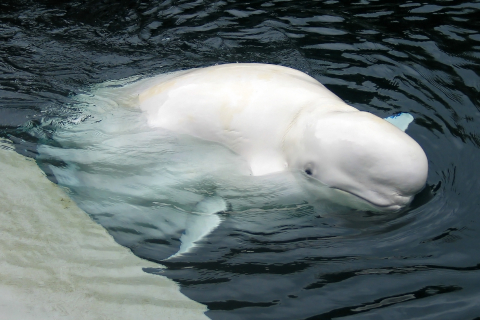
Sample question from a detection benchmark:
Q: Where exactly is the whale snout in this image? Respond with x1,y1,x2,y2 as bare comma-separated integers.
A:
328,155,428,212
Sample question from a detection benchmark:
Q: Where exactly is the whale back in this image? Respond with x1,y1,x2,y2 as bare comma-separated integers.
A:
138,64,356,175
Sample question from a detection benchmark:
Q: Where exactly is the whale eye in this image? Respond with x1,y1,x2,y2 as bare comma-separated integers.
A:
305,169,312,176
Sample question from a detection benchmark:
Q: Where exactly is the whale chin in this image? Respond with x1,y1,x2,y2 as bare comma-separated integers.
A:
329,188,410,213
329,184,418,213
350,193,411,212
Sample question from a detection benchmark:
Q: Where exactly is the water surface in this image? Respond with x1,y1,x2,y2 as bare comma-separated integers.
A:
1,0,480,319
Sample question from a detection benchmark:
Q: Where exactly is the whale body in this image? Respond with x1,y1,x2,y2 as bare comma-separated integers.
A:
138,63,428,213
38,63,429,259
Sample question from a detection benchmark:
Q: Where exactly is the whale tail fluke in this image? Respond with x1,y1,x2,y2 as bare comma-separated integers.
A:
384,112,414,132
166,196,227,260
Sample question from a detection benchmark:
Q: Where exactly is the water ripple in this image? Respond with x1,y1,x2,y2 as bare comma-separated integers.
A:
1,0,480,319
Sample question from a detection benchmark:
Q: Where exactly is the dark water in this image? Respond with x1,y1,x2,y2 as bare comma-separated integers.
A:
2,0,480,319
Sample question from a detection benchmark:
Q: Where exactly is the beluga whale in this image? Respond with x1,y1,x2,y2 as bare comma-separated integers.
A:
42,63,428,259
138,63,428,214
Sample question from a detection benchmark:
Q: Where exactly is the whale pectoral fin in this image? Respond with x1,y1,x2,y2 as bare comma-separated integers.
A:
384,113,414,132
194,195,228,214
169,213,222,259
166,196,227,259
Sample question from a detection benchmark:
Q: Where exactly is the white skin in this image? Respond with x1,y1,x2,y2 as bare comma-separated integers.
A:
139,63,428,212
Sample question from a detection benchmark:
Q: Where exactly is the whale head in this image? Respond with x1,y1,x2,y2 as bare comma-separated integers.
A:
286,111,428,212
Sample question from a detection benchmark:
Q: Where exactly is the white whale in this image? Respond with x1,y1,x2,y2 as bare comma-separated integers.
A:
40,63,428,259
139,63,428,213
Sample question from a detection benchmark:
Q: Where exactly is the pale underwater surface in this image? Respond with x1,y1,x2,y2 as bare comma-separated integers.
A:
0,139,208,320
1,0,480,319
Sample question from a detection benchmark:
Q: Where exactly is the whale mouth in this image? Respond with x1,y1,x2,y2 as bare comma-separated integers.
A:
301,173,413,212
332,187,410,212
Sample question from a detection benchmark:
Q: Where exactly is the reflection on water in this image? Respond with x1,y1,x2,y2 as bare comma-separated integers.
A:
1,0,480,319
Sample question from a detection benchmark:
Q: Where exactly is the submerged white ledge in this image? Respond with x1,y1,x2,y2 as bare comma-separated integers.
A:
0,139,208,320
